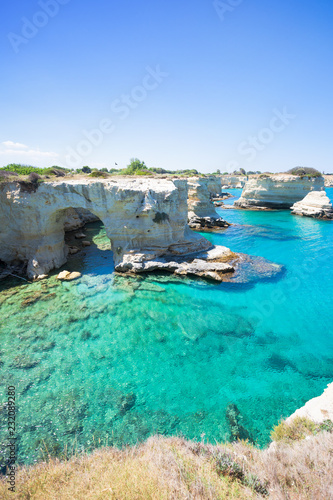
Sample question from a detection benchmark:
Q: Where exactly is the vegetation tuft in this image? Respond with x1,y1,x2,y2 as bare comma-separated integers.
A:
1,164,67,176
271,416,333,443
287,166,322,178
88,170,110,178
118,158,200,177
2,429,333,499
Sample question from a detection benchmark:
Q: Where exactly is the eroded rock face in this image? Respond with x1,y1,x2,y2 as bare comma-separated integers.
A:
235,175,325,209
0,179,211,278
291,191,333,219
116,245,235,282
205,176,223,197
187,177,221,218
64,207,99,231
324,176,333,187
187,177,230,229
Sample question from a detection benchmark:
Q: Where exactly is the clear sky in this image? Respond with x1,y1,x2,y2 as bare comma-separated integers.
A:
1,0,332,173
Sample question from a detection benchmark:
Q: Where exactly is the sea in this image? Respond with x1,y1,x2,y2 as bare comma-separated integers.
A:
0,188,332,465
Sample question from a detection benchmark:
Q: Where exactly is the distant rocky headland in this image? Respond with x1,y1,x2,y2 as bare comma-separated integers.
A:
234,174,325,209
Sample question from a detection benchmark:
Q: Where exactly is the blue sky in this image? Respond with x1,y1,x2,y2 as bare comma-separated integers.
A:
1,0,332,173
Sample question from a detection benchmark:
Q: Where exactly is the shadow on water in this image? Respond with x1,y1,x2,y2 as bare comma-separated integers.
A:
263,350,333,381
63,221,115,277
0,221,115,294
229,223,302,242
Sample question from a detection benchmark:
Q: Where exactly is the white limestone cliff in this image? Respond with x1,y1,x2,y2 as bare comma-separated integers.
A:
286,383,333,424
205,176,223,197
0,178,212,279
187,177,230,230
64,207,99,231
235,175,325,209
324,175,333,187
291,191,333,219
187,177,221,219
220,175,246,189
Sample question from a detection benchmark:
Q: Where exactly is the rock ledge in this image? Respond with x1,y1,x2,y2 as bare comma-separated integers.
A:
115,245,235,282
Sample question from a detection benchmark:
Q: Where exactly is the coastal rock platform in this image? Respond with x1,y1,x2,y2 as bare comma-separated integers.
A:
188,216,231,231
115,244,283,284
115,245,235,282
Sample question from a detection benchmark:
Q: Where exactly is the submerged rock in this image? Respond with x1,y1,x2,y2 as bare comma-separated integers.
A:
21,291,43,307
225,403,253,442
291,191,333,219
11,355,39,369
118,393,137,416
226,253,283,284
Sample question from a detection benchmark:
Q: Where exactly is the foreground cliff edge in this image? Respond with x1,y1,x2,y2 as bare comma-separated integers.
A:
0,178,280,282
1,386,332,499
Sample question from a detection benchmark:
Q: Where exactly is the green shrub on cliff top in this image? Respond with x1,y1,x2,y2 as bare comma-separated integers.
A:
1,164,68,176
287,167,321,177
271,416,333,443
89,170,110,178
271,417,316,442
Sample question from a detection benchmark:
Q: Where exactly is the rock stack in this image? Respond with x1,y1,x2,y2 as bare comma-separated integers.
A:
291,190,333,219
187,177,230,230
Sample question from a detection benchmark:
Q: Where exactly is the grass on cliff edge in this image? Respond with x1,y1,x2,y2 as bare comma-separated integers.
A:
271,416,333,443
1,430,333,500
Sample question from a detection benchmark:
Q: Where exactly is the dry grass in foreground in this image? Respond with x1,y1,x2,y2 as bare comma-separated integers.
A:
1,431,333,500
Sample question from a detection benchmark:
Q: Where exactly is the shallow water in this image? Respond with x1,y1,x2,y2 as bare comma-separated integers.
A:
0,189,332,465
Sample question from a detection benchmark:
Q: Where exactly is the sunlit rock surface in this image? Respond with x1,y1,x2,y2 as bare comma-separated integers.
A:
235,175,325,209
286,383,333,424
0,179,212,279
324,175,333,187
291,190,333,219
220,175,246,189
115,245,235,282
187,177,230,230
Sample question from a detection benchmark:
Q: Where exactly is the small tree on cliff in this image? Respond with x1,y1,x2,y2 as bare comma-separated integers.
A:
287,167,321,178
122,159,149,175
82,166,92,174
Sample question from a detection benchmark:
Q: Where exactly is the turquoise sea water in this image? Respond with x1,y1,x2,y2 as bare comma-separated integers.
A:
0,189,332,466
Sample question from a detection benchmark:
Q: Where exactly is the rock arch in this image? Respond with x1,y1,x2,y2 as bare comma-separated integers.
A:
0,179,211,278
